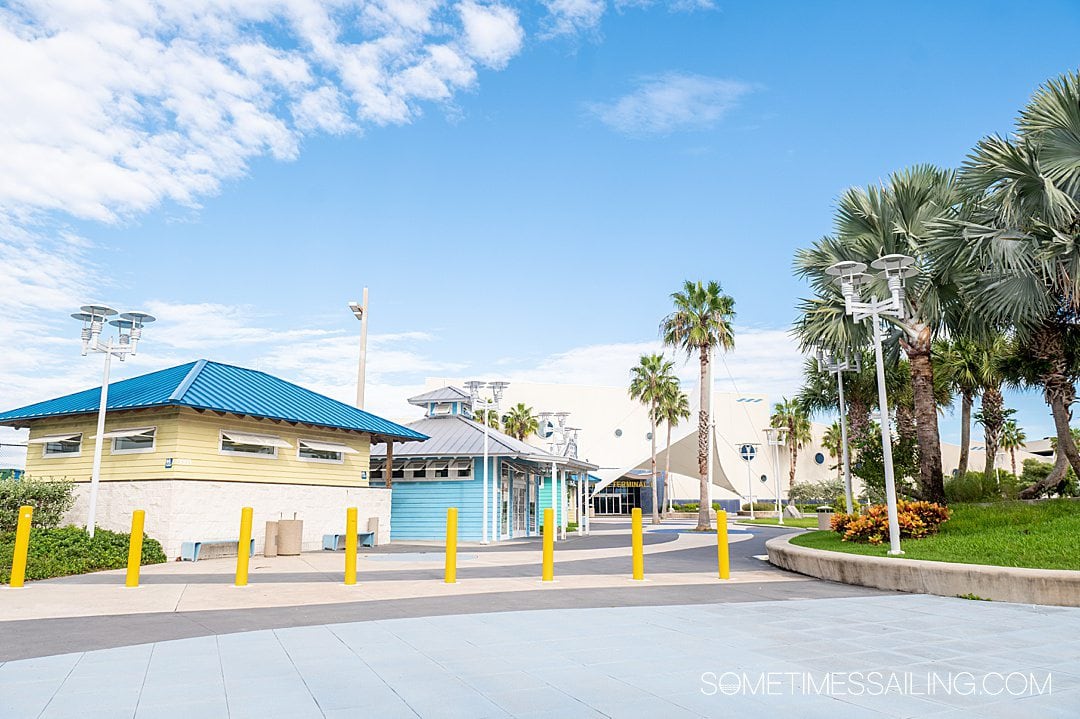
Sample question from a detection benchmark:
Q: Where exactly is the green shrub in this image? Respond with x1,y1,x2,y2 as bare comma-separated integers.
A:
0,477,75,532
741,501,775,512
788,479,846,507
945,470,1021,503
831,500,950,544
671,502,699,512
0,525,166,584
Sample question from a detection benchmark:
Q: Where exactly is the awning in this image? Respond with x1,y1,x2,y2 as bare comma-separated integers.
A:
221,431,292,449
93,427,155,440
27,433,80,444
298,439,357,454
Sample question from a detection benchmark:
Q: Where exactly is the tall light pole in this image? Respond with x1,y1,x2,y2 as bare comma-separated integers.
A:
739,443,760,519
71,305,155,538
816,348,860,514
348,289,369,409
764,427,786,525
539,411,579,539
827,254,917,556
467,380,507,543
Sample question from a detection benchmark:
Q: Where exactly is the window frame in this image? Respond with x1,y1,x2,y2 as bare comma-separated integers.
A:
219,430,282,459
297,438,346,465
110,427,157,455
41,433,82,458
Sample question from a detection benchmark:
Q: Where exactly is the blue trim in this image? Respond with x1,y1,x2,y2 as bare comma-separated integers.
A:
168,359,207,402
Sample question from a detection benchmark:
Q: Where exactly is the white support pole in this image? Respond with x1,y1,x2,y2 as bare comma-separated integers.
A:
837,369,854,514
492,456,500,541
550,460,558,542
481,422,489,544
355,287,368,409
746,455,755,520
86,347,112,538
705,352,714,509
576,473,583,536
872,317,903,556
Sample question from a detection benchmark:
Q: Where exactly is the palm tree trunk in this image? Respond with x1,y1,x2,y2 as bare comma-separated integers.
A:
664,422,673,517
788,421,797,489
957,391,972,476
1020,447,1068,499
697,347,710,531
650,415,659,525
1029,324,1080,484
904,336,946,504
1010,449,1017,479
981,386,1004,482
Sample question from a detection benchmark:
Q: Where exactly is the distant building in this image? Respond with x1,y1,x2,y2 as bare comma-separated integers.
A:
0,360,424,556
370,387,596,541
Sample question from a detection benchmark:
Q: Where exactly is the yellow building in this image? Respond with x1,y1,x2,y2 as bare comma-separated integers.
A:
0,360,425,556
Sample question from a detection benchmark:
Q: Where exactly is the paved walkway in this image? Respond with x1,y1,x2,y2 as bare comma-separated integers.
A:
2,595,1077,718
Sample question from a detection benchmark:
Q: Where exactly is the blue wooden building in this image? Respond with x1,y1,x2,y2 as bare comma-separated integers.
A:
370,387,596,542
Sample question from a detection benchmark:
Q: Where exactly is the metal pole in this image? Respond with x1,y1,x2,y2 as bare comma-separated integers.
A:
481,419,489,544
550,460,558,542
583,473,590,535
492,454,500,542
872,317,903,556
746,455,755,520
706,351,714,509
576,473,583,535
86,347,112,538
774,436,784,526
355,287,368,409
837,368,854,514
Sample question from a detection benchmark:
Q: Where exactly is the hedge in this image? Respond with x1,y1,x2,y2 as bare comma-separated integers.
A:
1,526,166,584
0,477,75,532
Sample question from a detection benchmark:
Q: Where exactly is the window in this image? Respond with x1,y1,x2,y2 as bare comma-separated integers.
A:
814,452,826,465
431,461,450,478
405,461,428,479
220,430,291,458
370,468,384,480
106,427,156,454
453,460,472,478
34,433,82,457
298,439,356,464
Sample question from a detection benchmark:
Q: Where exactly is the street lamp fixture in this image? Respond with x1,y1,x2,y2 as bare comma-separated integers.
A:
816,347,861,514
348,289,368,409
71,305,156,538
764,427,786,525
826,253,918,555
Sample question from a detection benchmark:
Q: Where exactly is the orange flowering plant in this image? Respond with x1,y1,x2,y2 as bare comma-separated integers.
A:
830,500,950,544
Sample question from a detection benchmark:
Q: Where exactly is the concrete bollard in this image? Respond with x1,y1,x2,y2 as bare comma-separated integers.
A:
235,507,253,587
9,505,33,588
125,510,145,588
542,508,554,582
631,507,644,580
717,510,730,580
445,507,458,584
345,507,358,586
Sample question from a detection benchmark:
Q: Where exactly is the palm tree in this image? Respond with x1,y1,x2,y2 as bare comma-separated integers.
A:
629,353,677,525
473,408,499,429
999,419,1027,478
930,71,1080,494
661,280,736,531
502,403,538,441
933,337,985,475
821,420,843,481
770,398,812,490
656,380,690,515
795,165,964,504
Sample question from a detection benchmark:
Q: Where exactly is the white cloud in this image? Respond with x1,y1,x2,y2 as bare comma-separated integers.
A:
0,0,526,223
542,0,715,38
587,73,754,136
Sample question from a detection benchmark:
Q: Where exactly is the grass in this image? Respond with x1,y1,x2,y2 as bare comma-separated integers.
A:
737,517,819,529
790,499,1080,571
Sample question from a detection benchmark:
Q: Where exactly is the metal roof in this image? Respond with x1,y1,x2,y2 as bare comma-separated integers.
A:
370,414,596,470
406,386,471,406
0,359,427,442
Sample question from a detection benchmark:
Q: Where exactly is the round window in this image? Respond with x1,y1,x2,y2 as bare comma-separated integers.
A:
814,452,826,465
614,429,623,438
646,432,653,441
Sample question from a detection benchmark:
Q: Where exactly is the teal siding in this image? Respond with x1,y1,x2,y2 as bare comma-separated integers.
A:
537,476,565,526
390,457,492,541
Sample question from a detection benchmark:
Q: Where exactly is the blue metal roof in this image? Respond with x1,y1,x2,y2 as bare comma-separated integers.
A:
0,359,427,442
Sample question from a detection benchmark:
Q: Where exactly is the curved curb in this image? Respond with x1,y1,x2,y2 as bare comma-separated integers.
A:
766,533,1080,607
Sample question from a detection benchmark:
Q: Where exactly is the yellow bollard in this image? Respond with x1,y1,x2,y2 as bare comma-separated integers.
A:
542,508,554,582
345,507,358,586
126,510,145,588
717,510,730,580
445,507,458,584
235,506,253,587
631,507,644,580
9,505,33,588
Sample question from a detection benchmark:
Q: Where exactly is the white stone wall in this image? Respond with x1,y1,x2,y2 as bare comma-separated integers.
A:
65,480,391,558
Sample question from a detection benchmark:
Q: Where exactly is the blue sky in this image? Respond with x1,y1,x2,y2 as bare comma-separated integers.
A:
2,0,1079,447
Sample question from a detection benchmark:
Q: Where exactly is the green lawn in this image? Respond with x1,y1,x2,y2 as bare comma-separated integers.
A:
790,499,1080,570
737,517,819,529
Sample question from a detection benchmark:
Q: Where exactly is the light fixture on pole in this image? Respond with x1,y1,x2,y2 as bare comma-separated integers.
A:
348,289,369,409
71,305,155,538
467,380,508,543
816,347,861,514
827,253,918,556
764,427,786,525
539,410,579,539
